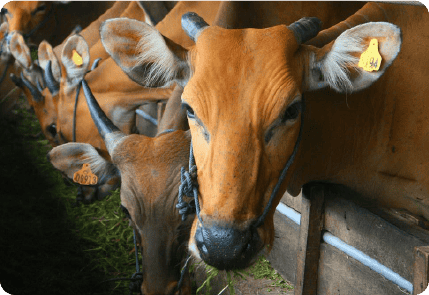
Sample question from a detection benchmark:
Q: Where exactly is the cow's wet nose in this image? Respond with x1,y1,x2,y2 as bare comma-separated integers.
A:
195,223,261,270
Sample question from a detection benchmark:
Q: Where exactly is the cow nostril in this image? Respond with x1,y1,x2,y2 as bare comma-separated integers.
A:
195,224,261,270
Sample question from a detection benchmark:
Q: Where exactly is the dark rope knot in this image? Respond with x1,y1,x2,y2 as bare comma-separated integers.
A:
177,165,198,221
128,272,143,295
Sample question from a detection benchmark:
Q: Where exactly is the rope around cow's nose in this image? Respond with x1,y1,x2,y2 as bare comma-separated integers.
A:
177,98,305,229
177,141,202,223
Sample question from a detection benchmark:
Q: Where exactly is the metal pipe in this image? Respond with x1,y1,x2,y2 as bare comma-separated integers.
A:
275,202,413,293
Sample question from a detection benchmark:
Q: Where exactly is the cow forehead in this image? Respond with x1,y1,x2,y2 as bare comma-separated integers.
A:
192,25,299,77
117,135,190,229
114,133,190,203
183,25,302,128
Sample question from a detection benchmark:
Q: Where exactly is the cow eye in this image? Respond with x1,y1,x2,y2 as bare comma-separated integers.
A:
282,101,301,123
120,205,131,219
181,102,195,119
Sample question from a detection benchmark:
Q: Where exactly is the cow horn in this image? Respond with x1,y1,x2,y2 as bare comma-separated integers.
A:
36,78,43,93
44,60,60,95
288,17,322,44
181,12,209,42
20,72,43,103
81,80,126,155
90,58,101,71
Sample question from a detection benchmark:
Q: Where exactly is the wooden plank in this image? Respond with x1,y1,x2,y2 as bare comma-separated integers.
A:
280,191,303,213
323,185,428,283
294,184,325,295
413,246,429,295
318,243,409,295
370,208,429,245
266,210,300,284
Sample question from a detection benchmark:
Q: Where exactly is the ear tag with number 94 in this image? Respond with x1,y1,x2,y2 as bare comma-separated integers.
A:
73,163,98,185
358,38,382,72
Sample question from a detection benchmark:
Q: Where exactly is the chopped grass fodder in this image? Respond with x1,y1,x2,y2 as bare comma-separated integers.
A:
194,256,293,294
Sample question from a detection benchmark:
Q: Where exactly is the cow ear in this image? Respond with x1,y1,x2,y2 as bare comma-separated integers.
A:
47,142,117,184
38,40,61,82
9,31,32,70
306,22,401,93
61,34,90,90
100,17,189,88
0,22,8,45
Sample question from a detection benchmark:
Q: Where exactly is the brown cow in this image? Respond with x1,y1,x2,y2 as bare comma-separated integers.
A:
0,22,23,118
0,1,117,114
11,1,221,202
8,1,154,147
1,1,115,47
47,82,193,295
101,2,429,270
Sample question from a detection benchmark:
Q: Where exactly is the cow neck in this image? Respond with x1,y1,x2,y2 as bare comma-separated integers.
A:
72,58,101,142
178,98,306,229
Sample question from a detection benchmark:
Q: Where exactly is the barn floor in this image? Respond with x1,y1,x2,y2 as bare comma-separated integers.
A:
0,96,294,295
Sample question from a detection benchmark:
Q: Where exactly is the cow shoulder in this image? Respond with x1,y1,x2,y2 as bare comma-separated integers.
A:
100,17,188,88
305,22,401,93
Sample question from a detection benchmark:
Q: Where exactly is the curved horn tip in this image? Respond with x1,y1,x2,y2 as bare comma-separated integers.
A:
36,79,44,93
181,12,209,42
81,80,126,155
20,72,43,103
288,17,322,44
90,58,101,71
44,60,60,95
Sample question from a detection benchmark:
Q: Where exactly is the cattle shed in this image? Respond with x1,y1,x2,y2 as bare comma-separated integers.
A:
266,184,429,295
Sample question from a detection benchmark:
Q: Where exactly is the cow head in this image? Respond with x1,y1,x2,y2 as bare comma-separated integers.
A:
99,16,402,269
8,31,61,146
47,81,193,295
2,1,52,35
56,34,172,152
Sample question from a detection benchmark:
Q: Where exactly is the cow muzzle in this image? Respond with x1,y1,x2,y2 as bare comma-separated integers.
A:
194,222,262,270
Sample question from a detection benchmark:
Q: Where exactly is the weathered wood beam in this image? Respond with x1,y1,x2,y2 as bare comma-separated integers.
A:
413,246,429,295
294,184,325,295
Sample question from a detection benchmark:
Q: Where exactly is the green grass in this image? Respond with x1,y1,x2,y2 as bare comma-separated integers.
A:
193,256,294,294
0,97,137,295
30,47,38,61
247,256,294,290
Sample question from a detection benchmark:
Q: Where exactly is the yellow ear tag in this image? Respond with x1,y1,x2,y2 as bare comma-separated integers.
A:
358,38,382,72
73,163,98,185
72,49,83,66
